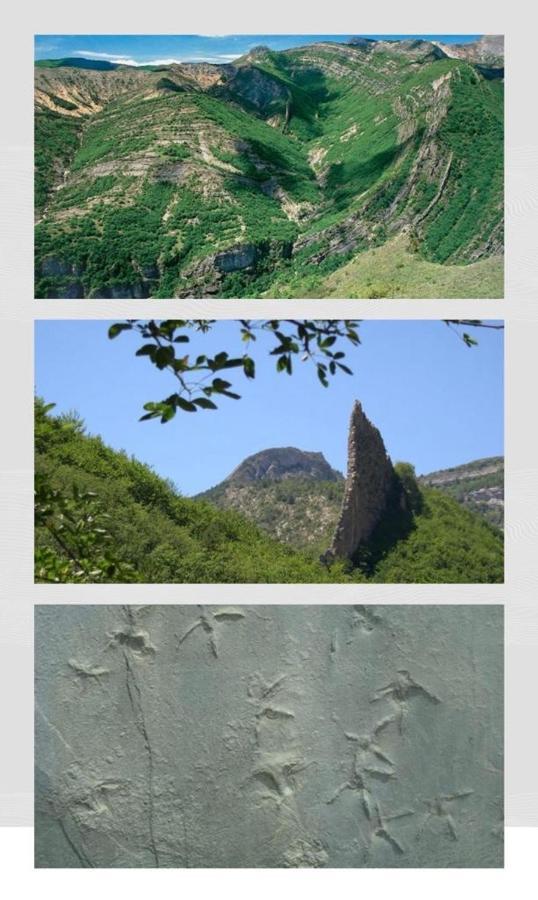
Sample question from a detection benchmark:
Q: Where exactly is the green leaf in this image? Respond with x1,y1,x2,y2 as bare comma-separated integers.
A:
463,334,478,347
243,357,255,379
221,390,241,400
176,397,197,412
212,378,232,392
154,346,175,369
135,344,156,357
160,404,177,422
320,336,337,349
108,322,133,339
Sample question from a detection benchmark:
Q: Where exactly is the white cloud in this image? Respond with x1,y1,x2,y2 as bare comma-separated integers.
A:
72,49,242,66
73,50,140,65
179,54,241,62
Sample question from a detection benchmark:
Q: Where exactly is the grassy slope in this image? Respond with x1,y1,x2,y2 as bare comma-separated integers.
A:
296,233,503,299
35,403,503,584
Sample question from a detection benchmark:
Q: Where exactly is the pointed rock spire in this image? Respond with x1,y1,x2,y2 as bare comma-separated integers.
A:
328,401,397,560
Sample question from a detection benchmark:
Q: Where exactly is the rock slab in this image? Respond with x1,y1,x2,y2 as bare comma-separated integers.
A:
35,604,503,868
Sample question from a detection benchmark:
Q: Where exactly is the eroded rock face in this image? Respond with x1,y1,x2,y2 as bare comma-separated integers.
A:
330,401,398,559
225,447,342,485
214,244,258,273
34,604,504,868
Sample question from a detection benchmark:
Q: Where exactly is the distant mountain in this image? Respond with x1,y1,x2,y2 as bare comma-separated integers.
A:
420,456,504,529
223,447,343,484
198,448,344,549
35,57,120,71
433,36,504,69
34,37,503,298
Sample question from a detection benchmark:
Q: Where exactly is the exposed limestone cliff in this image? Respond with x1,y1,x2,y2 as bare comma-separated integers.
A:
329,402,399,560
224,447,342,485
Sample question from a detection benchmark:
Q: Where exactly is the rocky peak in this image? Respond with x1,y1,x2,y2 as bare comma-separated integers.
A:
433,35,504,67
224,447,342,486
328,401,398,560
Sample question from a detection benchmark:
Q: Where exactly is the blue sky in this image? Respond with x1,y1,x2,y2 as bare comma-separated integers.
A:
34,320,503,496
34,35,483,65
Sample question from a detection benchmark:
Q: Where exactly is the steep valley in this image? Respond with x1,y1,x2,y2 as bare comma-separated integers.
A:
34,37,504,299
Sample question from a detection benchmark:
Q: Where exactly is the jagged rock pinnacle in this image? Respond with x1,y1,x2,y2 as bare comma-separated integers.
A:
328,401,397,560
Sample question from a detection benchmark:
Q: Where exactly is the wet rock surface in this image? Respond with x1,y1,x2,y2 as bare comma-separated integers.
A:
35,604,503,868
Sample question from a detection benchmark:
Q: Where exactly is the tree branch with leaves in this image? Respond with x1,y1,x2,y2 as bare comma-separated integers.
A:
108,319,503,423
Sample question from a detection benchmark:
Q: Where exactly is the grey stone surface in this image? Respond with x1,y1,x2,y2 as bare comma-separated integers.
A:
35,604,503,868
330,401,398,559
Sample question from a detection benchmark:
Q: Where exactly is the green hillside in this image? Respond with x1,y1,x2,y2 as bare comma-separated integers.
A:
35,401,503,584
420,456,504,529
34,39,503,299
296,233,504,299
199,477,345,553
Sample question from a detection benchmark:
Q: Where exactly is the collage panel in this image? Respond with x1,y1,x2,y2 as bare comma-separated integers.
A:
34,34,503,300
34,318,504,585
34,603,504,868
27,28,508,881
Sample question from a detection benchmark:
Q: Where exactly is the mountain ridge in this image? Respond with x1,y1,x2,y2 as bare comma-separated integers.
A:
34,38,504,298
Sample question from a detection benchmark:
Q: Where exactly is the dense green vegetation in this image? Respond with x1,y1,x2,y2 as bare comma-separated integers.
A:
35,400,503,584
354,473,503,583
420,457,504,529
34,40,503,298
422,70,504,263
35,109,81,212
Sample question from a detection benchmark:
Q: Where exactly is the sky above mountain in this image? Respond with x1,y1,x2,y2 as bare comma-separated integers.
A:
34,34,483,65
35,320,503,496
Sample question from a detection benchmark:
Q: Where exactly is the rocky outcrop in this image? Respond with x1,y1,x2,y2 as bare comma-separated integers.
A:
220,64,290,114
224,447,342,485
176,240,293,296
215,244,259,273
434,35,504,67
329,401,398,559
40,256,83,278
